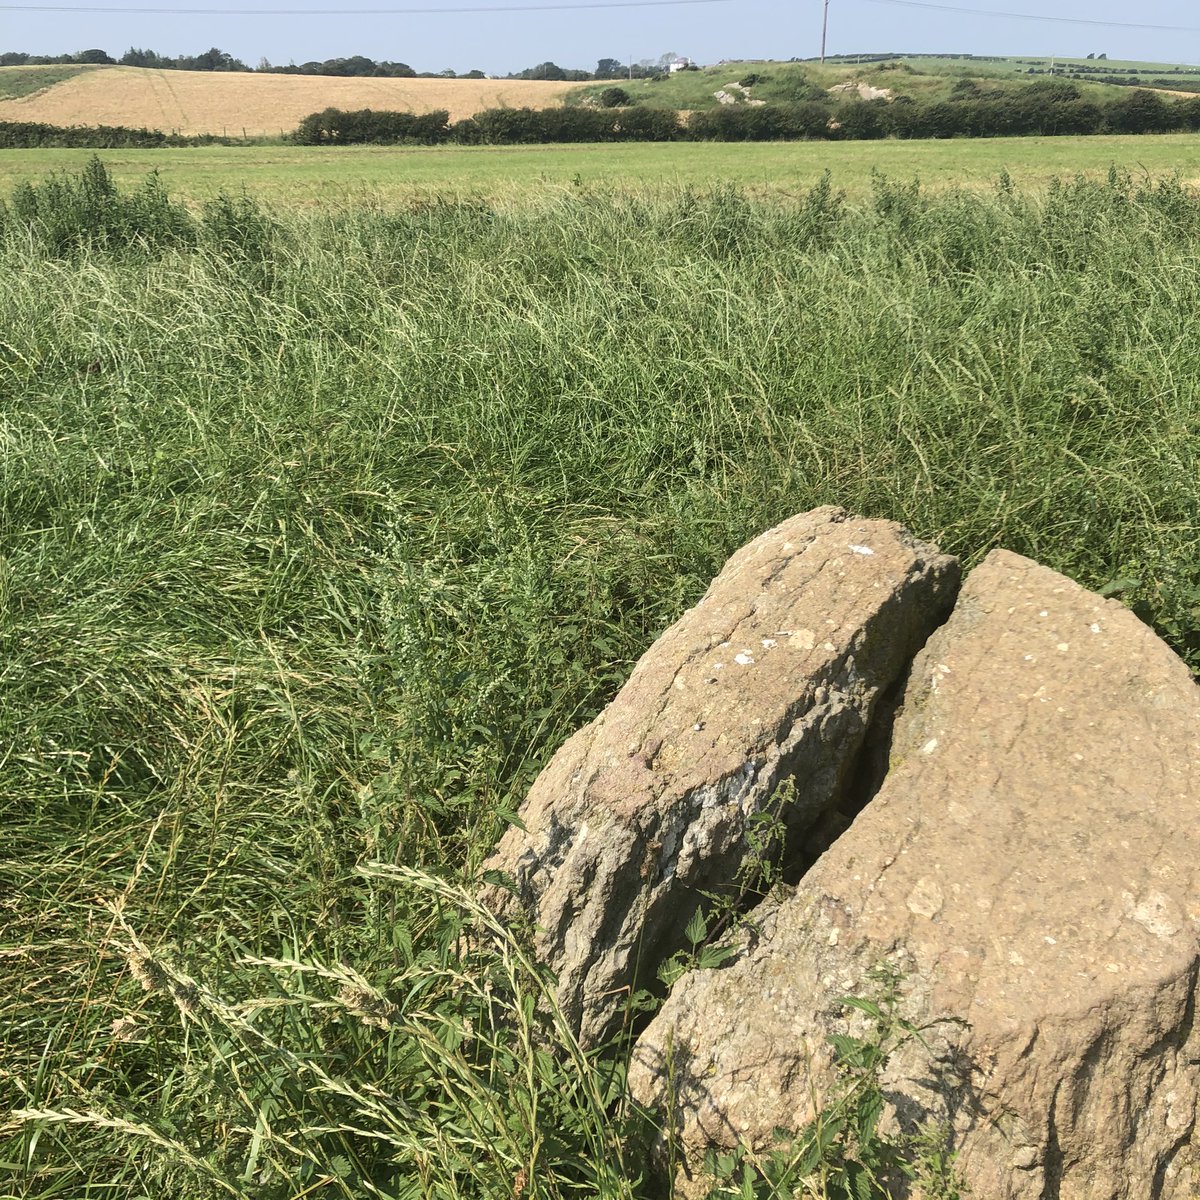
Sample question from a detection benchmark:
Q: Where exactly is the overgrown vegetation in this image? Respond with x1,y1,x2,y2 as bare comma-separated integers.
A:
1,159,1197,1197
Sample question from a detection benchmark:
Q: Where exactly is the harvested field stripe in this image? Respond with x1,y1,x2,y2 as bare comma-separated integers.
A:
0,64,582,136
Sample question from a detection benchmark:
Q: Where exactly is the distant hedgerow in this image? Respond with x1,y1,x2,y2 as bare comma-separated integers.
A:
0,118,234,148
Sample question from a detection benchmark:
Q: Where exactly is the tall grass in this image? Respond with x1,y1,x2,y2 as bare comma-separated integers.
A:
0,161,1197,1197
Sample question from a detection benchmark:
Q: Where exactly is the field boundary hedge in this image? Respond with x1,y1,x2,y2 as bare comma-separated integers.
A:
0,119,237,147
6,86,1200,148
292,90,1200,144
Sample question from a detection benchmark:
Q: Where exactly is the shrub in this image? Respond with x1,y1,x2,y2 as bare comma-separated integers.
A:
1105,89,1178,134
0,155,195,256
772,74,830,103
467,107,548,144
598,86,631,108
1039,98,1104,136
1175,96,1200,130
538,106,612,142
200,191,282,269
450,115,482,144
611,106,681,141
452,105,677,144
292,107,450,145
835,99,888,140
687,102,833,141
1024,78,1082,102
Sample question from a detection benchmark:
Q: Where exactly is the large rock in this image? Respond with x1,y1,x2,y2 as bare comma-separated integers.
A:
629,550,1200,1198
482,507,959,1047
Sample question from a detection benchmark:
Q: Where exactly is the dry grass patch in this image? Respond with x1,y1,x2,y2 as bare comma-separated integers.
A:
0,65,582,135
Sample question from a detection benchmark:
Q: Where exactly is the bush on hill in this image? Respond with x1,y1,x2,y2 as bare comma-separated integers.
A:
769,74,831,103
598,86,631,108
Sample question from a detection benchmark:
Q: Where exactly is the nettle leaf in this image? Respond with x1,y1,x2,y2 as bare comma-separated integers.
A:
792,1131,823,1176
845,1159,875,1200
739,1166,757,1200
855,1091,884,1147
828,1033,868,1066
838,996,884,1021
1098,576,1141,597
658,952,689,989
698,941,737,970
816,1114,845,1154
684,908,708,947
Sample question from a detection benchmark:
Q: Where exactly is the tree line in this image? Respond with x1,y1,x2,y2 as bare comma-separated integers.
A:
0,47,674,80
3,47,432,75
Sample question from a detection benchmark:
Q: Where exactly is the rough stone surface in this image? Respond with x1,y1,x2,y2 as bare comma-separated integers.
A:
481,507,960,1047
828,80,894,101
629,549,1200,1199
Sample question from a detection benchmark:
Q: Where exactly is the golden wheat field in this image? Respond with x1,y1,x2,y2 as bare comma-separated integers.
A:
0,65,581,135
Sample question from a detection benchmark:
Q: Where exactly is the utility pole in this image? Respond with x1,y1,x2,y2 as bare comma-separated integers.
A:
821,0,830,63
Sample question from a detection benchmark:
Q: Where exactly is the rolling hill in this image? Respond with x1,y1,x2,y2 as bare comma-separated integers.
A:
0,65,580,136
572,54,1200,110
4,53,1199,139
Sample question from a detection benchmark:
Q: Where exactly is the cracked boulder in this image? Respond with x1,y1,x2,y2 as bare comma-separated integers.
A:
629,549,1200,1199
480,506,959,1047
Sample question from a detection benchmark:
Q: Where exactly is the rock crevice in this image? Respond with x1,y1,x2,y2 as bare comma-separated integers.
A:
481,513,1200,1198
481,506,961,1047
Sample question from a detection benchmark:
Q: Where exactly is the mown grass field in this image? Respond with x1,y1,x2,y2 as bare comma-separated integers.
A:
0,65,577,136
0,154,1198,1198
3,133,1200,207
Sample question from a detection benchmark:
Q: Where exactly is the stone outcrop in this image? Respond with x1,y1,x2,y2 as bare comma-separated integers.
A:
828,80,894,102
629,549,1200,1199
481,507,960,1047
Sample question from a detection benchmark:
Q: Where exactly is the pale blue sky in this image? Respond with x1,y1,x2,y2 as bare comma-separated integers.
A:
4,0,1199,76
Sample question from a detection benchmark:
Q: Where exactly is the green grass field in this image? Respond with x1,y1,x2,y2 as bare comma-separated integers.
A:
0,154,1198,1197
2,133,1200,207
0,63,96,101
881,53,1200,77
573,54,1200,111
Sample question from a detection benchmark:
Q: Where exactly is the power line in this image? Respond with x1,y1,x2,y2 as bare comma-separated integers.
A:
861,0,1200,34
1,0,731,12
